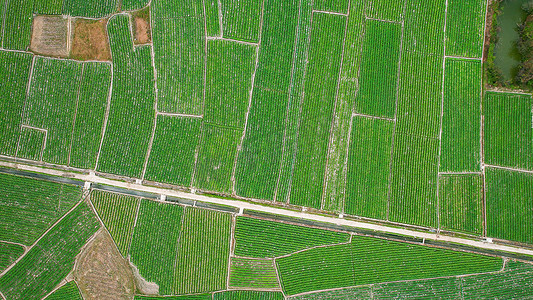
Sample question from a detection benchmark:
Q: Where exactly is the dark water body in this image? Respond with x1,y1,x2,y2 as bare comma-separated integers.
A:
494,0,530,82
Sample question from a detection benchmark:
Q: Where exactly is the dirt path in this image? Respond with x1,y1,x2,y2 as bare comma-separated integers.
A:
1,160,533,257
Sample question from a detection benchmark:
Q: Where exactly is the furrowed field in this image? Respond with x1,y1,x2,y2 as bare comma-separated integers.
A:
1,0,533,298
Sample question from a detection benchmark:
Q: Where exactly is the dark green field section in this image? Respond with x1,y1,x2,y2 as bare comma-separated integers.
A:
445,0,487,58
345,117,393,219
484,92,533,171
0,173,81,245
145,116,201,186
44,281,83,300
0,242,25,273
354,19,401,119
97,14,155,178
438,174,483,235
0,202,100,300
277,235,502,295
63,0,119,18
234,216,350,258
486,167,533,244
440,58,482,172
121,0,149,11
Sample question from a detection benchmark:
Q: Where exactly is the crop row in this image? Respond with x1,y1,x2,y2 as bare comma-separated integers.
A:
0,242,25,273
44,281,83,300
229,258,279,289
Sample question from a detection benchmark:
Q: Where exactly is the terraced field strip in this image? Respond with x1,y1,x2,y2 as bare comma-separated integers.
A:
0,172,81,245
173,207,232,294
485,167,533,244
290,11,346,209
151,0,205,114
129,199,183,295
0,50,33,157
445,0,487,58
97,14,155,178
0,201,100,300
91,189,139,257
234,216,350,258
277,235,502,295
3,162,533,258
235,0,299,201
440,58,482,172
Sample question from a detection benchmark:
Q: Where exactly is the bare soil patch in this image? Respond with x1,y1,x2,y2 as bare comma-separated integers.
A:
74,229,135,300
30,15,70,57
71,18,111,61
132,7,151,45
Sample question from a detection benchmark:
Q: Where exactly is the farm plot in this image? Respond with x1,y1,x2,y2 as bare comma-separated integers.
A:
373,277,462,299
144,116,201,186
485,167,533,244
69,62,111,169
289,286,372,300
2,0,34,50
345,117,393,219
220,0,262,42
0,173,81,245
234,216,350,258
33,0,63,15
151,0,204,114
204,40,256,129
20,57,83,165
365,0,405,22
129,199,183,295
173,207,232,294
63,0,119,18
354,19,401,119
16,127,46,161
321,0,367,212
91,190,139,257
121,0,149,11
44,281,83,300
389,133,439,228
0,202,100,300
234,0,299,201
205,0,220,36
276,235,502,296
229,258,279,289
0,242,25,272
214,291,284,300
97,14,155,178
440,58,482,172
135,295,212,300
438,174,483,235
403,0,445,56
445,0,487,58
461,263,533,299
313,0,349,14
193,124,241,194
290,12,346,209
483,92,533,171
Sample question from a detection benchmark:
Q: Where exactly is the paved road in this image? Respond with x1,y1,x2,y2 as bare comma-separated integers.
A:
1,160,533,257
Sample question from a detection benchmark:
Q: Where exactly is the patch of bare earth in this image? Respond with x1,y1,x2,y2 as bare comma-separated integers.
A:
74,229,135,300
132,7,152,45
71,18,111,61
30,15,70,57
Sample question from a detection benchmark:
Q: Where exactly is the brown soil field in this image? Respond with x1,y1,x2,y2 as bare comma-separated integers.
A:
132,7,152,45
30,15,70,57
71,18,111,61
74,228,135,300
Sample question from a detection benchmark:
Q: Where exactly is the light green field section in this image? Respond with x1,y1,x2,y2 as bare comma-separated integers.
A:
173,207,232,294
446,0,487,58
97,14,155,178
91,190,139,257
345,117,393,219
234,217,350,258
145,116,201,186
403,0,446,56
229,258,279,289
214,291,285,300
313,0,349,14
130,199,183,295
365,0,405,22
0,202,100,300
0,173,81,245
486,167,533,244
440,58,482,172
220,0,262,42
439,174,483,235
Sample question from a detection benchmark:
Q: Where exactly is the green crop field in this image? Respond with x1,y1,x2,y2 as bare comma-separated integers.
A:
2,0,533,298
0,173,81,245
229,258,279,289
234,217,350,258
91,190,139,256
